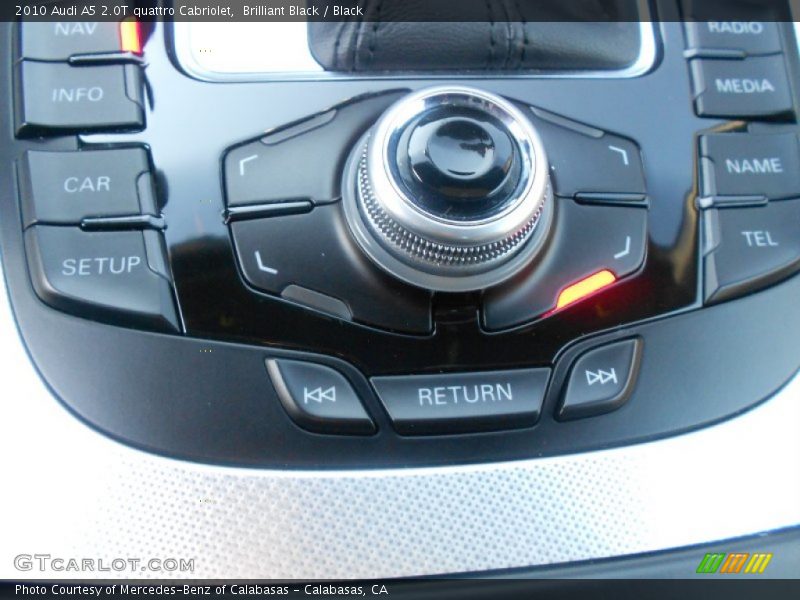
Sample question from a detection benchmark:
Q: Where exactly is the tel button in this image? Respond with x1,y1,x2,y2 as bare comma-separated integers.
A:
704,201,800,303
15,61,145,134
558,339,642,420
24,226,179,331
266,359,375,435
371,368,550,434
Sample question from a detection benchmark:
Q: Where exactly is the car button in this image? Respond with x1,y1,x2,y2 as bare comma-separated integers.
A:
372,368,550,435
700,133,800,201
266,359,375,435
558,339,642,420
24,227,179,331
20,22,122,61
230,204,432,334
690,56,793,118
704,201,800,304
684,22,782,57
19,148,156,227
15,61,145,135
527,108,646,199
483,200,647,330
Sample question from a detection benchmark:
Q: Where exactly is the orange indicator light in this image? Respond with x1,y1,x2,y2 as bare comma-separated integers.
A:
554,270,617,311
119,19,142,55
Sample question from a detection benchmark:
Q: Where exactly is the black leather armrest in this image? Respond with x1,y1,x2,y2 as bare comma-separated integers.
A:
307,0,642,72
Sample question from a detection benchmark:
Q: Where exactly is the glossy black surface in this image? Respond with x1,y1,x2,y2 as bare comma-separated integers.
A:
397,106,522,221
1,13,799,467
230,204,433,333
148,20,700,374
63,20,702,375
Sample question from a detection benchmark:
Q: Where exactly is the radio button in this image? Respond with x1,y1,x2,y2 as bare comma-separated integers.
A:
684,22,781,57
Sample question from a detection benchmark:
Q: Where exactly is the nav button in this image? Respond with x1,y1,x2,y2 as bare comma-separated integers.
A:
266,359,376,435
371,368,550,435
558,339,642,420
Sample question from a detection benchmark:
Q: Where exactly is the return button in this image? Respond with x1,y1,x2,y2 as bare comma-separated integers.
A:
372,368,550,435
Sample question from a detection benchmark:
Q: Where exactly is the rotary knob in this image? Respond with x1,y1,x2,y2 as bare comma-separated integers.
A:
343,86,552,292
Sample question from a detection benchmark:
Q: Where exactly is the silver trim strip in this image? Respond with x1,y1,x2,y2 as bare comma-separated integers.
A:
0,256,798,578
172,19,658,82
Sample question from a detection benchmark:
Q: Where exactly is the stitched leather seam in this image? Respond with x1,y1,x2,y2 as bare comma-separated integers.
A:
516,0,528,68
485,0,495,70
350,0,365,71
333,21,345,70
501,0,512,71
367,0,383,68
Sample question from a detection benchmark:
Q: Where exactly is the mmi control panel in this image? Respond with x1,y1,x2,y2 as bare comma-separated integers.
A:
2,7,800,468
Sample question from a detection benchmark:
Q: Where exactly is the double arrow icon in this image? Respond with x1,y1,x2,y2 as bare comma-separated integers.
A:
585,368,618,386
303,386,337,404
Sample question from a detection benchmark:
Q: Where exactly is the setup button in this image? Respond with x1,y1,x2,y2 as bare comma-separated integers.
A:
372,368,550,435
24,226,179,331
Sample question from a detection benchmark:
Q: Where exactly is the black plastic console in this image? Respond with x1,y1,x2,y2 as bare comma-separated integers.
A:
2,2,799,468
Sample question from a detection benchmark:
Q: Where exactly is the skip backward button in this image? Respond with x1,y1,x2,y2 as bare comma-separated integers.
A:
266,359,375,435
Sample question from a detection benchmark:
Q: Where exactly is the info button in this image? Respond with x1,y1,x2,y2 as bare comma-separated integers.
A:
372,368,550,435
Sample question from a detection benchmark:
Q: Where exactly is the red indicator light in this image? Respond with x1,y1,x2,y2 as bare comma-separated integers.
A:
554,270,617,311
119,19,142,55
